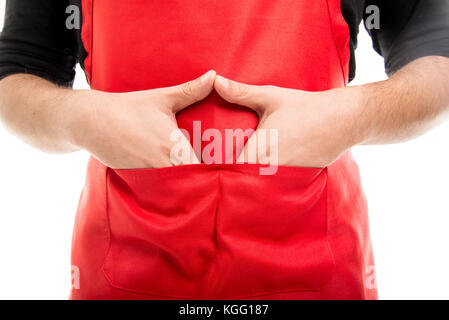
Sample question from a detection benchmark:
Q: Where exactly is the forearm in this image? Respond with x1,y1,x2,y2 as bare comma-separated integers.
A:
0,74,92,153
347,56,449,146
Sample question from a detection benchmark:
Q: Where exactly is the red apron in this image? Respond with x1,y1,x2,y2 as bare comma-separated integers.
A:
70,0,378,299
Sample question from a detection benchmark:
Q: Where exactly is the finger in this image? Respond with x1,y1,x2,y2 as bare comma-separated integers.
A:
236,133,256,164
164,70,216,113
214,75,279,114
236,127,262,164
169,128,201,165
236,126,279,166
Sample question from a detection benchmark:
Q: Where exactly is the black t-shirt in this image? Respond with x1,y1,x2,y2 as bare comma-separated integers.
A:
0,0,448,86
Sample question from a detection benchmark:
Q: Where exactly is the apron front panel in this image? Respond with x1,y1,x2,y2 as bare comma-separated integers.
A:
70,0,378,299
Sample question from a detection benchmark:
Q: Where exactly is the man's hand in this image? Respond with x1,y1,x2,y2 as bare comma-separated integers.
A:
1,57,448,170
214,57,449,168
69,70,216,169
214,75,363,168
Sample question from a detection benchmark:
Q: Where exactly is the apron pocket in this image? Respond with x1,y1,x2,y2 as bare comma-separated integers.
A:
209,165,334,298
102,164,219,298
102,164,334,299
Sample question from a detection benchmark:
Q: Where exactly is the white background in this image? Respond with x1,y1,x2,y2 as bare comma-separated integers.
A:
1,1,449,300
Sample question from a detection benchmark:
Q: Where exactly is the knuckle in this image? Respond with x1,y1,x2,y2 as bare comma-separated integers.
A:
237,84,250,98
181,81,195,98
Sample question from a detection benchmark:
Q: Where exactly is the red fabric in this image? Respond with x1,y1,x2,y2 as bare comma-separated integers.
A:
71,0,377,299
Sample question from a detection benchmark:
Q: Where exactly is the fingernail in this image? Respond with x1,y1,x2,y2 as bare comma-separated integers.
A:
216,75,229,89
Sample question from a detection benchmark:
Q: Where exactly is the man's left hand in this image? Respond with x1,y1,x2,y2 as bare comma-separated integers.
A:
214,75,363,168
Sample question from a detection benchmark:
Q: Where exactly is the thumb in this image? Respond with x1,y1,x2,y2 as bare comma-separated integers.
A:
164,70,216,113
214,75,278,115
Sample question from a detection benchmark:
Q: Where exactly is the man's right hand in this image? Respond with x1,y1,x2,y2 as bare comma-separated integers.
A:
68,70,216,169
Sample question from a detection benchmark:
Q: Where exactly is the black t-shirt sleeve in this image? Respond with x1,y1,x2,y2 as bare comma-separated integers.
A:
0,0,77,86
365,0,449,76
